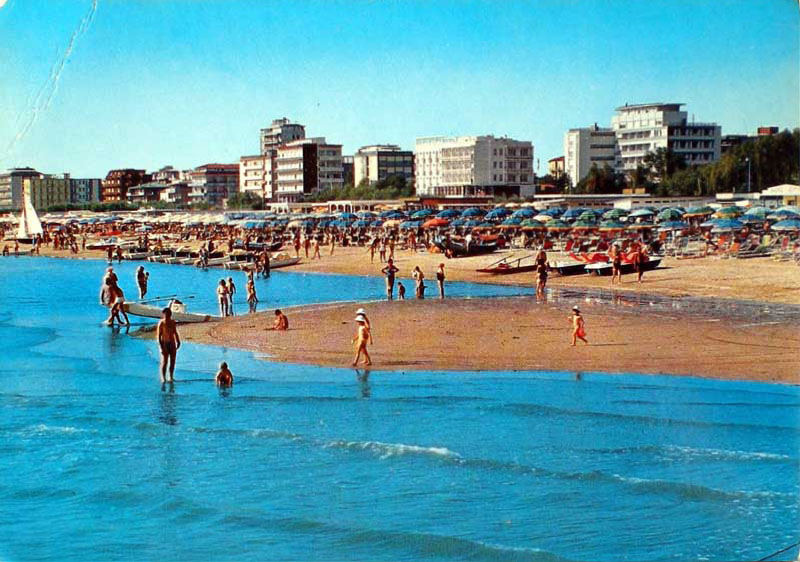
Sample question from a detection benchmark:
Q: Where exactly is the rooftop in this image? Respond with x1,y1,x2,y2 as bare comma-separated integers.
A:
615,102,685,112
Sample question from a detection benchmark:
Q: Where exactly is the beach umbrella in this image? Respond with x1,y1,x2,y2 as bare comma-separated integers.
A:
435,209,461,219
450,218,466,227
710,218,745,233
571,219,598,231
771,219,800,232
353,220,371,228
561,208,587,221
629,208,656,218
338,212,358,220
657,220,689,232
477,221,495,228
379,209,404,218
499,217,522,229
546,219,570,232
356,211,376,219
684,205,715,217
627,222,656,230
768,208,800,220
540,207,564,217
136,225,153,232
485,208,511,220
511,208,536,219
400,220,423,229
577,210,599,222
599,220,627,231
742,206,769,219
422,217,450,228
520,219,546,231
460,207,486,218
382,219,402,228
602,209,627,220
463,219,483,228
534,213,554,222
657,208,684,222
713,206,742,218
411,209,435,219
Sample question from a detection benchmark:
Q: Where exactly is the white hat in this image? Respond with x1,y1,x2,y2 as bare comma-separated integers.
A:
356,308,367,315
355,314,367,322
572,306,580,311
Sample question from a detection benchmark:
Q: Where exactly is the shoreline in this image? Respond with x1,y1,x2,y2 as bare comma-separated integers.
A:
175,296,800,385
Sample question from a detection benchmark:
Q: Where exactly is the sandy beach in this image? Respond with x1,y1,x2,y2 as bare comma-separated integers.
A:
178,297,800,384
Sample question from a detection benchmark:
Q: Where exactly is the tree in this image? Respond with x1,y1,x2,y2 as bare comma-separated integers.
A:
576,164,626,194
642,148,686,183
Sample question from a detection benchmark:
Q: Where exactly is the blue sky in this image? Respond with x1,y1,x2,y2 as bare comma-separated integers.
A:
0,0,797,178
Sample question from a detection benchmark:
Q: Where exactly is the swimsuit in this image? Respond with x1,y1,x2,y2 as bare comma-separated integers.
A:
160,341,177,354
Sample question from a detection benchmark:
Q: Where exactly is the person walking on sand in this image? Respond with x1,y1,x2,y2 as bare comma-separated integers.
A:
227,276,237,315
436,263,446,299
136,266,149,299
215,362,233,387
217,279,229,317
610,244,622,285
157,307,181,383
382,259,399,300
352,313,372,366
412,266,425,299
569,306,588,346
355,308,371,330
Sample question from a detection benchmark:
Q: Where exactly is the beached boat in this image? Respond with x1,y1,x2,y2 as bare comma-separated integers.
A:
147,248,174,263
269,255,301,269
86,237,136,251
585,257,662,276
476,254,537,275
552,261,588,276
122,301,220,323
433,236,499,257
224,251,256,270
122,249,151,260
234,240,283,252
14,186,43,244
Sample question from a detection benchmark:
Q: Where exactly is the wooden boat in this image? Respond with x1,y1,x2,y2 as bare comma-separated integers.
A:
477,254,536,275
122,301,220,323
433,236,498,258
585,257,662,276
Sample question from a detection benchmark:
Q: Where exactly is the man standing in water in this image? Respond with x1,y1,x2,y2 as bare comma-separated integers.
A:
157,307,181,383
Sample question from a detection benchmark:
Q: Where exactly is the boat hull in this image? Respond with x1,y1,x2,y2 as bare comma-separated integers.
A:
553,262,587,276
585,258,662,276
123,302,220,323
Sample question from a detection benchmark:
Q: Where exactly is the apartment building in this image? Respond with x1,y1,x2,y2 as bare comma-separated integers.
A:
353,145,414,186
70,178,101,205
0,167,43,209
548,156,565,179
563,124,618,185
260,118,306,155
611,103,721,171
414,135,534,198
126,182,169,204
239,154,273,199
188,164,239,206
25,174,71,209
273,138,343,202
101,169,150,202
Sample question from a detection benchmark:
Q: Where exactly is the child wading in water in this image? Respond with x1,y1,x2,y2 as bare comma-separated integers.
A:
215,362,233,387
569,306,588,346
352,313,372,366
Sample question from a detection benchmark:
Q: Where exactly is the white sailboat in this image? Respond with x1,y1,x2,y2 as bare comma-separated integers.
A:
16,184,43,243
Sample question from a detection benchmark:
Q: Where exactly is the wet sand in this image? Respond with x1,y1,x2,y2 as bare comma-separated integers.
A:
179,297,800,384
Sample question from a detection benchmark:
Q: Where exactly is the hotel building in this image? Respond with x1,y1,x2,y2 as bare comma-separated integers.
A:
563,124,619,185
353,145,414,186
188,164,239,206
274,138,343,202
414,135,534,198
0,167,43,209
101,169,150,202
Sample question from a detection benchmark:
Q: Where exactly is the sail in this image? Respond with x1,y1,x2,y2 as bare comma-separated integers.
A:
16,184,43,240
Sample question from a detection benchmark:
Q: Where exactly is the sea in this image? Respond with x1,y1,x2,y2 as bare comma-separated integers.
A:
0,257,798,561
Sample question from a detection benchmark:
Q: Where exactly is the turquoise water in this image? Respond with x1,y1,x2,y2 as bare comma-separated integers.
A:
0,257,798,561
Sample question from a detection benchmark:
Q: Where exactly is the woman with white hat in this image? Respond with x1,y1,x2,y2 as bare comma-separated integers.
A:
355,308,371,330
352,313,373,367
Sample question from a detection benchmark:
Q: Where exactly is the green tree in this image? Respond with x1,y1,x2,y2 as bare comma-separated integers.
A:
642,148,686,183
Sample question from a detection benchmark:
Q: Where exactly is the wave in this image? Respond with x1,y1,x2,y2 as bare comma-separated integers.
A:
585,444,795,463
22,424,86,435
323,439,461,460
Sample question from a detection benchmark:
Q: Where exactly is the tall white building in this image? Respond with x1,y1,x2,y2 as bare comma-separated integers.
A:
611,103,721,172
239,154,274,199
414,135,534,198
260,118,305,155
353,145,414,186
274,138,343,202
563,124,619,186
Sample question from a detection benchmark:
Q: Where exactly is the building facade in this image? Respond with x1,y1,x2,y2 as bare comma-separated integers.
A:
239,154,273,199
414,135,534,198
611,103,721,172
563,125,618,185
0,167,43,209
274,138,343,202
126,182,169,204
160,183,191,205
70,178,101,205
353,145,414,186
25,174,71,209
547,156,565,179
188,164,239,206
101,169,150,202
260,118,306,156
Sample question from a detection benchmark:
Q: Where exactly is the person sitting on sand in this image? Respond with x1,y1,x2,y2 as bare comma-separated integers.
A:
569,306,588,346
269,309,288,331
215,362,233,387
157,307,181,383
352,313,372,366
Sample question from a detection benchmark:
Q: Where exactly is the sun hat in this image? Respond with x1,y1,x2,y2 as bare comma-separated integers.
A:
356,308,367,315
572,306,580,311
355,314,367,322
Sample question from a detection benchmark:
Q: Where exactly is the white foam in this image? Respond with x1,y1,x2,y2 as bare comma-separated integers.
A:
324,439,460,460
